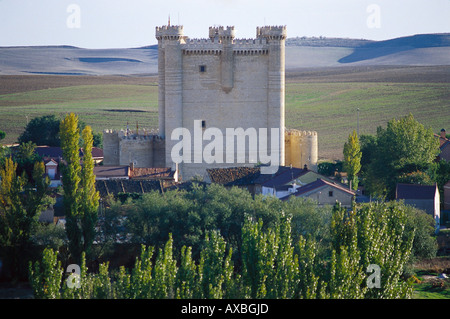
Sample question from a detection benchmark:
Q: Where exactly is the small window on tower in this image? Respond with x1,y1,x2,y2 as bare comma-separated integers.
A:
199,65,206,73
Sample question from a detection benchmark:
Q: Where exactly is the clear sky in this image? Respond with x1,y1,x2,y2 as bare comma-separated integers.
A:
0,0,449,48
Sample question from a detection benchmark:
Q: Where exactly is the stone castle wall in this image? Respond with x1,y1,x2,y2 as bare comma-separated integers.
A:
103,25,319,181
285,129,318,172
157,25,287,180
103,129,165,168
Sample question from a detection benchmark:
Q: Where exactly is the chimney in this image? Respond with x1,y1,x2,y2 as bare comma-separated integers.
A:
440,129,447,146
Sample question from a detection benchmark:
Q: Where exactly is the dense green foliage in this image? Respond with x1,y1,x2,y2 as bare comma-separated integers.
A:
29,184,436,299
362,114,440,199
29,200,418,299
17,114,102,148
0,157,51,279
19,115,61,147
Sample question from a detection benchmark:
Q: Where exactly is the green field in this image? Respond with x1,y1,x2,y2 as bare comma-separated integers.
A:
0,82,160,145
285,81,450,159
0,73,449,160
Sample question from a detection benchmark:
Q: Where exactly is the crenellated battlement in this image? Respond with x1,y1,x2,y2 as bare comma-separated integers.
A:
285,129,318,137
234,38,268,45
180,37,270,55
209,26,236,40
257,26,287,40
157,25,285,44
103,129,163,140
155,25,184,40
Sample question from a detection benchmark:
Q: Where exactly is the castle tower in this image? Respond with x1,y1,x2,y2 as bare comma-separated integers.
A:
102,129,120,166
156,25,287,180
285,129,318,172
257,26,287,169
156,25,185,171
218,26,235,93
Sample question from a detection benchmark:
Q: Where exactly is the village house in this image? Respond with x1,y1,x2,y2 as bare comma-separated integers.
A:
256,166,307,198
395,183,440,230
206,165,355,207
35,145,104,187
280,178,356,208
206,165,310,197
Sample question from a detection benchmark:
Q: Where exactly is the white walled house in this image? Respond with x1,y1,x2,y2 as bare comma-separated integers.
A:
396,183,440,231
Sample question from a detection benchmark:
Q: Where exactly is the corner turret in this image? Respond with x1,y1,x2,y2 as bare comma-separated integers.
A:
256,26,287,40
155,25,185,41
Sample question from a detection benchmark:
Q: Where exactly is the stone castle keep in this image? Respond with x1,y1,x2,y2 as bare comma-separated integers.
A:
103,25,318,180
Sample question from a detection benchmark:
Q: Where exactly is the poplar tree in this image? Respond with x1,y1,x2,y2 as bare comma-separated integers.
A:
60,113,99,263
343,129,362,191
60,113,83,263
80,125,100,258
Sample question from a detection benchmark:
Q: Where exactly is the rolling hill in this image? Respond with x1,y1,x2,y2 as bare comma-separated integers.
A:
0,34,449,75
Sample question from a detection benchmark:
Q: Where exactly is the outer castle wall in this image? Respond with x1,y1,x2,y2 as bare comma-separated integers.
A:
102,129,165,168
285,129,318,172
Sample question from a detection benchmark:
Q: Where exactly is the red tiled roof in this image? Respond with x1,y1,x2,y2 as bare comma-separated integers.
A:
207,166,261,186
129,167,175,179
94,166,129,178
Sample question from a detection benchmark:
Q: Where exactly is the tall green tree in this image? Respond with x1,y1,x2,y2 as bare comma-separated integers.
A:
364,114,440,198
60,113,83,263
19,115,61,147
28,248,63,299
60,113,99,263
12,141,41,182
0,158,51,279
80,125,100,258
343,130,362,190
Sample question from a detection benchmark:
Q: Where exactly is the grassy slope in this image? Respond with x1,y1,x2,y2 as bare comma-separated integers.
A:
0,75,449,161
0,83,159,143
286,82,450,159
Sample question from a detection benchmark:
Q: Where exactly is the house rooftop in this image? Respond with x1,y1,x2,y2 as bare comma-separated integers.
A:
130,167,175,180
257,166,308,188
281,178,355,201
207,165,314,187
95,179,165,197
207,166,261,186
94,166,129,178
395,183,438,200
